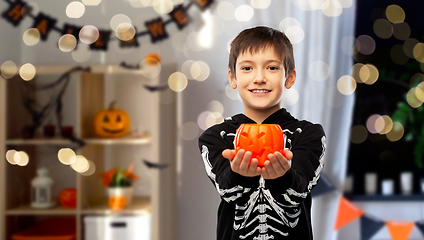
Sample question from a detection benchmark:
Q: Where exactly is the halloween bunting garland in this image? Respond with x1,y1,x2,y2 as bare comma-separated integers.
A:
311,174,424,240
1,0,214,50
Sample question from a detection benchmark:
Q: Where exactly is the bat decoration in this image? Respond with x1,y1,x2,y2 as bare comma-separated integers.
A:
143,84,168,92
67,134,86,148
120,61,140,70
142,159,169,169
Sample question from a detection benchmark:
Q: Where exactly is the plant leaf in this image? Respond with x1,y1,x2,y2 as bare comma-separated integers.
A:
414,125,424,169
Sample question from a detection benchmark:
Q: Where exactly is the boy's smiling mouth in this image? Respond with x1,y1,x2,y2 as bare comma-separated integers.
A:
249,89,271,94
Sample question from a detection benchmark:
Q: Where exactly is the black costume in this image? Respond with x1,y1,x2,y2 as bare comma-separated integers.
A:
198,108,326,240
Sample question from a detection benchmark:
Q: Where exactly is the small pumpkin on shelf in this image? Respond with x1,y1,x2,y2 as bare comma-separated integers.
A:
108,195,127,211
93,101,130,138
59,188,77,208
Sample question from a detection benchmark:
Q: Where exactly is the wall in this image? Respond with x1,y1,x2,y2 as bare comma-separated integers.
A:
0,0,21,63
0,1,230,239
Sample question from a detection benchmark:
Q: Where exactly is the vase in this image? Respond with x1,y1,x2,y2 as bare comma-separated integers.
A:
107,186,134,205
364,172,377,195
400,172,413,195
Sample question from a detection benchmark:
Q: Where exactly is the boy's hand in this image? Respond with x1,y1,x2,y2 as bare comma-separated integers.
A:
222,149,262,177
260,150,293,180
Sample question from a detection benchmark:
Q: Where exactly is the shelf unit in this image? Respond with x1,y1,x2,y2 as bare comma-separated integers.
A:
0,64,177,240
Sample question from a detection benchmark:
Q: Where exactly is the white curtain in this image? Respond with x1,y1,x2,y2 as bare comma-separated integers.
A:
277,2,357,240
177,1,356,240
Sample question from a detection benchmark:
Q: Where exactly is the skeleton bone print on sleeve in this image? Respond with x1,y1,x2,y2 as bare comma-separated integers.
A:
201,145,251,203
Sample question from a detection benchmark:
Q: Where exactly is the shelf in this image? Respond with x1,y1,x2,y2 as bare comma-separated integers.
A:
31,64,154,75
6,135,151,146
6,204,77,215
81,197,150,215
345,193,424,202
1,66,178,240
5,197,151,215
83,135,151,145
6,137,78,145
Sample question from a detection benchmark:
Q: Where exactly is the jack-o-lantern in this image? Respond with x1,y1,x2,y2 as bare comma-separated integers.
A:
93,101,130,138
59,188,77,208
235,124,285,167
108,196,127,211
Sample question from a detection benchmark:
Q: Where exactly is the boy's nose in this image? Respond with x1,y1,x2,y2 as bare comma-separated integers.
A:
253,75,267,84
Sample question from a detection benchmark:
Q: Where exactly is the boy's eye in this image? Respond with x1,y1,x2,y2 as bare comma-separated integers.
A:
268,66,279,70
242,67,252,71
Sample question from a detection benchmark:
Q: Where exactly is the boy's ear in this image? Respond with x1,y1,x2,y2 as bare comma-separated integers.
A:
228,69,237,89
285,70,296,89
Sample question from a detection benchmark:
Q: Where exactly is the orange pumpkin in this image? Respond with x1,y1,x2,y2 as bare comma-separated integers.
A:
145,53,161,66
235,124,285,167
93,101,130,138
59,188,77,208
108,196,127,211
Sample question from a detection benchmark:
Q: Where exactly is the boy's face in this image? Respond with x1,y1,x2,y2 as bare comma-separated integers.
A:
228,46,296,114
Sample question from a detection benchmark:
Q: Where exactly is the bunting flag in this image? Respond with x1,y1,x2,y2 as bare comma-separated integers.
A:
1,0,213,49
145,17,168,43
416,220,424,237
120,28,139,48
386,221,414,240
169,5,190,30
91,30,111,50
62,24,81,39
32,13,57,41
311,173,335,198
334,196,364,230
360,214,385,240
1,0,29,26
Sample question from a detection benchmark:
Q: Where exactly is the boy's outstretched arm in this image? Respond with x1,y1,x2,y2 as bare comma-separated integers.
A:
199,129,261,204
263,124,326,206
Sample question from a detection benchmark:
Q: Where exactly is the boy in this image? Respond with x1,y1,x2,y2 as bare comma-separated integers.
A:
198,26,326,240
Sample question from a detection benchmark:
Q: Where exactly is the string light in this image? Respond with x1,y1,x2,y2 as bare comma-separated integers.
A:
19,63,36,81
1,61,17,79
58,148,76,165
235,5,254,22
216,1,235,20
168,72,188,92
23,28,40,46
66,2,85,19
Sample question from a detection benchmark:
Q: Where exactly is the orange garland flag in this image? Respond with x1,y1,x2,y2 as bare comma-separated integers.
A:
334,196,364,230
386,221,414,240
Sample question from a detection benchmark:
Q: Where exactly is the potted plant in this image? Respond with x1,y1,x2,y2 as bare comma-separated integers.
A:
391,101,424,169
100,163,139,209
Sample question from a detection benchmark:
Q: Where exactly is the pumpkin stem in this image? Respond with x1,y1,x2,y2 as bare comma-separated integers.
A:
108,100,117,110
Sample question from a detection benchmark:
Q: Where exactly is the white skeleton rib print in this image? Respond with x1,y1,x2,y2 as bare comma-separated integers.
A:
234,177,300,239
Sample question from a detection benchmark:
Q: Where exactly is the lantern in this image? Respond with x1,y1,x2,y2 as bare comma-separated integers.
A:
234,124,285,167
31,167,55,208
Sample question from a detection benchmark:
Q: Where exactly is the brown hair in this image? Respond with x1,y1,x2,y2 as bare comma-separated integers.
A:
228,26,295,78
